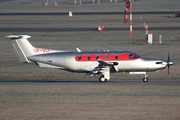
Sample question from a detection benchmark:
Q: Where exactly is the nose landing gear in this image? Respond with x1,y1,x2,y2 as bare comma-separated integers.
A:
143,74,148,82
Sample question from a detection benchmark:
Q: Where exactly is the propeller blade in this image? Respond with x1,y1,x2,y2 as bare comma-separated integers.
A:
168,65,169,74
167,52,170,74
168,52,170,63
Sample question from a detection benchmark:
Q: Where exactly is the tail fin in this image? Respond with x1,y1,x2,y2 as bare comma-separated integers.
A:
6,35,34,63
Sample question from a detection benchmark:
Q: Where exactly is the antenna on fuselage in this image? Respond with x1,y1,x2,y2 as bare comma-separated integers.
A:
76,48,81,52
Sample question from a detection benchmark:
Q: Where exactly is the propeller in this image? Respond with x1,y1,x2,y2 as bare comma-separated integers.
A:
167,52,174,74
167,52,170,74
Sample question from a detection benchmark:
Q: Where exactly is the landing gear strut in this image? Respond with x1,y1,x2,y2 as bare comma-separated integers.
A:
143,74,148,82
99,75,107,83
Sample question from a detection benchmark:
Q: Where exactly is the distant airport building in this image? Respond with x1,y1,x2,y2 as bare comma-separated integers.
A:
43,0,48,6
55,1,57,5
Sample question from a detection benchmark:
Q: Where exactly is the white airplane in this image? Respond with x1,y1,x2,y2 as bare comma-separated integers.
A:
6,35,174,83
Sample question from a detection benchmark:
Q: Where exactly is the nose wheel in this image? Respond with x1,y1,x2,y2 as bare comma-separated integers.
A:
143,77,148,82
143,74,148,82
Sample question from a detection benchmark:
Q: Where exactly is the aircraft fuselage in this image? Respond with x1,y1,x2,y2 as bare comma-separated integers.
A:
28,50,169,73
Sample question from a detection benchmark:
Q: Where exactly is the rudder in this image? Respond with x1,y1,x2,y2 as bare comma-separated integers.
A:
6,35,34,63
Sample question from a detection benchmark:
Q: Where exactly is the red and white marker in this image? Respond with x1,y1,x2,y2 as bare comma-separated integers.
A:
124,2,130,23
124,8,128,23
124,1,132,36
130,1,132,36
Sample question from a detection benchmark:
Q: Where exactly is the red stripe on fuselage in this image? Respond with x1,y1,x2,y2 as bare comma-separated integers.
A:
75,53,140,62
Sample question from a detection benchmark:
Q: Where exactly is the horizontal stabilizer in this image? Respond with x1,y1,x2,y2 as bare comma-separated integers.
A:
6,35,31,39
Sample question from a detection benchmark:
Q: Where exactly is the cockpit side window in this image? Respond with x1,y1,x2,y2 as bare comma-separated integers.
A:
128,53,140,59
133,53,141,58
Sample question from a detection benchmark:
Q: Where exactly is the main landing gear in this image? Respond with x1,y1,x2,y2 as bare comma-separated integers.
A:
99,75,107,83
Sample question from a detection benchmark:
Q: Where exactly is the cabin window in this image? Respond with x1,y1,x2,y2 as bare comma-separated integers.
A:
96,56,99,60
105,56,108,60
87,56,91,61
115,56,118,60
78,56,81,61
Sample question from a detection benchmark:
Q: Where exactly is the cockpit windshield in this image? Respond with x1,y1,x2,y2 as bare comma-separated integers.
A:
128,53,140,59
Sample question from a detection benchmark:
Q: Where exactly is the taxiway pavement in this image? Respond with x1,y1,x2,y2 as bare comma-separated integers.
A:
1,27,180,32
0,80,180,85
0,11,177,15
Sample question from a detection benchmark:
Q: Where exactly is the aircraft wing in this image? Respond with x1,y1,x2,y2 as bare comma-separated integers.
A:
97,59,118,66
89,59,118,80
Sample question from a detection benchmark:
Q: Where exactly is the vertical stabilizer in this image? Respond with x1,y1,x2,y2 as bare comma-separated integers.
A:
6,35,34,63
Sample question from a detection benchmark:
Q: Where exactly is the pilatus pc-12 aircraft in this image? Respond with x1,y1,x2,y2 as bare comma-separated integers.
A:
6,35,174,83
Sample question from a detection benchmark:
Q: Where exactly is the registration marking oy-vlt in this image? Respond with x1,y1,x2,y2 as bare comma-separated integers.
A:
33,48,50,53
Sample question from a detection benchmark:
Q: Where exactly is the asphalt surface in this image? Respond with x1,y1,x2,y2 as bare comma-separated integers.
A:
1,11,179,32
1,20,180,23
0,11,178,15
0,80,180,85
1,27,180,32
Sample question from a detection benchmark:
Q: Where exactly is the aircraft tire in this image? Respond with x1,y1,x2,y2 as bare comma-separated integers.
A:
99,75,107,83
143,77,148,83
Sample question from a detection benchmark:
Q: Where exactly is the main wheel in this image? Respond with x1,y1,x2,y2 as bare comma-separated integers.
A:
99,75,107,83
143,77,148,83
